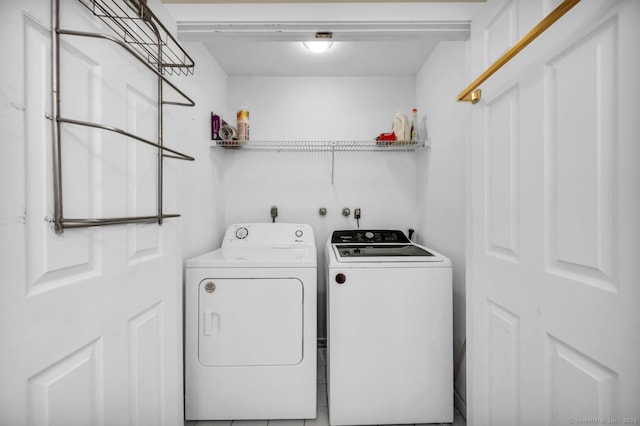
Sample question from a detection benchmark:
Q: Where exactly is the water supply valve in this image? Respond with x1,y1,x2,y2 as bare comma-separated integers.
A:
354,208,361,229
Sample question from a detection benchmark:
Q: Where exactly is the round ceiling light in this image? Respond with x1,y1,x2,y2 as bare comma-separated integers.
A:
303,31,334,53
302,40,334,53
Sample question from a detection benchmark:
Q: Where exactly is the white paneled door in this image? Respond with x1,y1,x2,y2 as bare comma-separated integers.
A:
468,0,640,425
0,1,183,425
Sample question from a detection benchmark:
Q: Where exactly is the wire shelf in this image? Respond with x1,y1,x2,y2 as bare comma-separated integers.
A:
77,0,195,75
212,140,428,152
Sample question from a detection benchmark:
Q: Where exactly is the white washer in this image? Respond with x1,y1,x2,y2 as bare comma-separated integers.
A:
185,223,317,421
325,229,453,425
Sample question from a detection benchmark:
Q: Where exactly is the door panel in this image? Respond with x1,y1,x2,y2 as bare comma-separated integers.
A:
129,304,164,426
546,335,618,425
485,84,520,261
28,339,103,426
198,278,303,366
544,17,617,290
24,13,102,295
126,86,162,265
487,301,520,426
328,266,453,424
468,1,640,425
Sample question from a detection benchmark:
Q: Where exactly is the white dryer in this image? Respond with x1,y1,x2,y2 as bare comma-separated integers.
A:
326,229,452,425
185,223,317,421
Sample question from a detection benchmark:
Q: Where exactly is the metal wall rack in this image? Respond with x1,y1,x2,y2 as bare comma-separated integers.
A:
51,0,196,232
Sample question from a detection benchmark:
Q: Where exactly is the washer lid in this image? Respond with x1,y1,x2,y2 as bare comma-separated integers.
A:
186,246,317,268
330,242,450,265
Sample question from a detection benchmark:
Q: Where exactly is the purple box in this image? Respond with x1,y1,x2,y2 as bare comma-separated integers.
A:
211,113,221,140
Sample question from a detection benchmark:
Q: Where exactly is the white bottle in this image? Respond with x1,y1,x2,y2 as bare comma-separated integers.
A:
410,108,418,141
393,112,410,143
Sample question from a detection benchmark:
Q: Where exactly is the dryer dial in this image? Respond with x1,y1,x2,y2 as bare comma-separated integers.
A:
235,227,249,239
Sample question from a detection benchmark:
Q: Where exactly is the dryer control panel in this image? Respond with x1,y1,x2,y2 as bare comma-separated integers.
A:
223,223,315,248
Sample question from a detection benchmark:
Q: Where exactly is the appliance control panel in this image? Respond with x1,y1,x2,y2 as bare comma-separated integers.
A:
330,229,410,244
223,223,315,247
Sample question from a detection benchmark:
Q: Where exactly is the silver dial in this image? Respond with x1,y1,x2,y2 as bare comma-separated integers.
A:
235,227,249,239
364,231,375,239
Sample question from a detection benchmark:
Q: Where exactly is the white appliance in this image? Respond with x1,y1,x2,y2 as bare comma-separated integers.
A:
185,223,317,420
325,229,453,425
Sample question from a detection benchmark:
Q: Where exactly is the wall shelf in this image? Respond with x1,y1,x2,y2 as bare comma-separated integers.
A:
210,140,428,151
211,140,429,184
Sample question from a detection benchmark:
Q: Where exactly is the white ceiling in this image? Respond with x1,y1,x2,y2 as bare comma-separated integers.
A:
164,2,484,76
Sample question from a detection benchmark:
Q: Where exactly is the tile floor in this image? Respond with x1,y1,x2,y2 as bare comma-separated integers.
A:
185,349,465,426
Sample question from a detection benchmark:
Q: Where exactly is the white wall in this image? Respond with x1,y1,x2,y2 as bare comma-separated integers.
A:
222,75,419,337
176,42,230,262
227,76,416,141
140,1,229,262
415,41,469,417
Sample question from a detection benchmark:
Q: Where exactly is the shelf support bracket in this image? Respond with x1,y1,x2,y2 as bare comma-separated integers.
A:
330,142,336,184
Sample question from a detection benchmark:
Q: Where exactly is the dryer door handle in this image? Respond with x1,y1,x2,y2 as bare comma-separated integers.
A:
203,311,220,336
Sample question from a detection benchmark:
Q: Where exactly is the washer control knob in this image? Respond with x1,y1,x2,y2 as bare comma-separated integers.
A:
235,227,248,239
364,231,375,240
335,273,346,284
204,281,216,293
295,229,303,238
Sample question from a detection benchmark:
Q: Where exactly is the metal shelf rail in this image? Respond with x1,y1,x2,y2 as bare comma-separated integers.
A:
212,140,427,151
212,140,428,184
51,0,196,233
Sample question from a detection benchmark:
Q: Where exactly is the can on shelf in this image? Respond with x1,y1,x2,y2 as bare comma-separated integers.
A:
237,109,249,141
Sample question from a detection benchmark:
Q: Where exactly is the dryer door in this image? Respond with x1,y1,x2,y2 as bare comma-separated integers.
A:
198,278,303,366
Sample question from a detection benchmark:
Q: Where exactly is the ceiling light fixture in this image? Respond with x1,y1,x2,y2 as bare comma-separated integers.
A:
303,31,334,53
